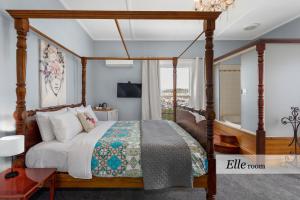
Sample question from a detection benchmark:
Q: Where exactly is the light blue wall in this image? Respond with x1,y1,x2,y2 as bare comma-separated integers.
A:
240,50,258,133
217,17,300,134
89,60,142,120
91,41,248,120
265,44,300,137
0,13,87,117
0,0,94,122
237,17,300,135
262,17,300,38
0,0,93,171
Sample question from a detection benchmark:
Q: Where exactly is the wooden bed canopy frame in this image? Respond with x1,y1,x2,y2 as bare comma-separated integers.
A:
7,10,221,200
214,38,300,155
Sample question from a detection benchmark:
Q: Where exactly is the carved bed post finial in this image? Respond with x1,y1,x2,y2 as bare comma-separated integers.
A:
173,57,178,122
81,57,87,106
13,18,29,167
204,19,216,200
256,42,266,155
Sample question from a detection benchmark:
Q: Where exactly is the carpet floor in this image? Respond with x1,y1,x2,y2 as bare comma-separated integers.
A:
31,174,300,200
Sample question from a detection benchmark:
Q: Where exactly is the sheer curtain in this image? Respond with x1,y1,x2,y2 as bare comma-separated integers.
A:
141,60,162,120
189,57,205,110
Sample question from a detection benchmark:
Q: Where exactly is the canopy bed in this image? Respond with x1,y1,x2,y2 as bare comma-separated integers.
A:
7,10,221,200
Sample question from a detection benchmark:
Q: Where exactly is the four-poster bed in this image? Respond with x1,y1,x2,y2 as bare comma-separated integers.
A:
7,9,221,200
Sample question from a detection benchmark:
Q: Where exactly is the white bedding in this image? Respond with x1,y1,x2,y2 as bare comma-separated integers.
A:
26,120,207,180
26,121,115,175
68,121,115,179
26,139,72,172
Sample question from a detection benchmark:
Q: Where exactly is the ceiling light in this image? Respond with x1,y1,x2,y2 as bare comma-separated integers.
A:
194,0,235,12
243,23,260,31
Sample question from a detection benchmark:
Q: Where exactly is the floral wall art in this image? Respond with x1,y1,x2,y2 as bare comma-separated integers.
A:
39,40,66,107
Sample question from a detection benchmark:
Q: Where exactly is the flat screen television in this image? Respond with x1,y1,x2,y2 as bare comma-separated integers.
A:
117,82,142,98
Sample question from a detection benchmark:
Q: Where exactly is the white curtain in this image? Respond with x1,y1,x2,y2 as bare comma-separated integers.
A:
189,57,205,110
142,60,162,120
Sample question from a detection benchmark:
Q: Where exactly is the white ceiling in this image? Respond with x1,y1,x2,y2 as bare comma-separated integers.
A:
57,0,300,40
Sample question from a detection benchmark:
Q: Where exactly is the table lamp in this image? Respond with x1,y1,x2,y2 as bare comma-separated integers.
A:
0,135,24,179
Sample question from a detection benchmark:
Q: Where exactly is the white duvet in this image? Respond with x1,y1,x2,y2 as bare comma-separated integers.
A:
67,121,115,179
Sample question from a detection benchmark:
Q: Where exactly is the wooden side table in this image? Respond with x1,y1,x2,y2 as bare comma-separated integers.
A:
0,168,56,200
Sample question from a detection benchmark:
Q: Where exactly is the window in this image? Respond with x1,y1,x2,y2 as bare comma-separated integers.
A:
160,61,191,120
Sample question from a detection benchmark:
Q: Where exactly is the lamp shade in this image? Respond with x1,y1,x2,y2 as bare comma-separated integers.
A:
0,135,24,157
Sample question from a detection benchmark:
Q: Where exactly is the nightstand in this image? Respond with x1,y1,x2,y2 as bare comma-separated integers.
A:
93,109,118,121
0,168,56,200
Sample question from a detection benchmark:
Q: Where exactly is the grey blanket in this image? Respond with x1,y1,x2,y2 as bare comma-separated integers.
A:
141,120,193,190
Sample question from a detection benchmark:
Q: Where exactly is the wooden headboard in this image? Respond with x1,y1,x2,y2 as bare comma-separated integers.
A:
15,103,82,167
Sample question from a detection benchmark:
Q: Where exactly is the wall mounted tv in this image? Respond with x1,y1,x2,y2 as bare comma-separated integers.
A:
117,82,142,98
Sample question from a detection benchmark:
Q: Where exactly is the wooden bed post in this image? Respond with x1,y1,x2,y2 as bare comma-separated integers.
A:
173,57,178,121
81,57,87,106
256,42,266,155
204,19,216,200
13,18,29,167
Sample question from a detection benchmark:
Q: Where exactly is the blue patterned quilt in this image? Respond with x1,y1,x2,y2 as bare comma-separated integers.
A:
91,121,207,177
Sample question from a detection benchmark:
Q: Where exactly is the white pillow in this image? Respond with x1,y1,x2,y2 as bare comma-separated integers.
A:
68,105,98,122
36,108,67,142
49,111,83,143
68,105,84,114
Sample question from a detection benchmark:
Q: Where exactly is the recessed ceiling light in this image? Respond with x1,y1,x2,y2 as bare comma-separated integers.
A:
243,23,260,31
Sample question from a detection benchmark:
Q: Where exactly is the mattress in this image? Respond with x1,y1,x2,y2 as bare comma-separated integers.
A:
25,134,83,172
